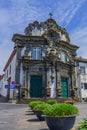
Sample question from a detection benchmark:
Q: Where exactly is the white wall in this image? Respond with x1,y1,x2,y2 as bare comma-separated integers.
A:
1,53,17,98
80,74,87,100
0,76,8,97
76,61,87,101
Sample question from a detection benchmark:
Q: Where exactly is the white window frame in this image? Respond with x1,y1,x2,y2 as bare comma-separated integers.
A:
32,48,42,60
61,52,67,63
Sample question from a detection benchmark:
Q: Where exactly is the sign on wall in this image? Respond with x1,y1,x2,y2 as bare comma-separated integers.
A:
5,85,9,89
5,81,16,90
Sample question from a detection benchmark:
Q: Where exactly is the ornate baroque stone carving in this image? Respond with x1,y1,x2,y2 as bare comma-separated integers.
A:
24,17,70,43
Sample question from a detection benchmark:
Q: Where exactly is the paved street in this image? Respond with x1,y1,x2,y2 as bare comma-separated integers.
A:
0,102,87,130
0,95,7,102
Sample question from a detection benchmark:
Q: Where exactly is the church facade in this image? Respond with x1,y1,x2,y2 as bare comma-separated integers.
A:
12,16,79,99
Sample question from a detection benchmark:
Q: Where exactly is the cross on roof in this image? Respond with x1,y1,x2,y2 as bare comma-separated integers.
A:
49,13,53,19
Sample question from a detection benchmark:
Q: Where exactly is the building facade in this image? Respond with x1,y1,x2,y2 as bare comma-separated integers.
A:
0,50,17,99
11,17,79,99
75,57,87,101
0,75,4,96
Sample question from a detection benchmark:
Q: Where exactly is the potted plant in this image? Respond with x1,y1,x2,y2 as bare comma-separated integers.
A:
76,118,87,130
47,99,57,105
28,100,44,109
64,97,75,105
33,103,51,121
28,100,44,113
43,103,79,130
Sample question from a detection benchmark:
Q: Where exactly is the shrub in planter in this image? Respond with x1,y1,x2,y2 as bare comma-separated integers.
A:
64,97,75,105
33,103,52,121
47,99,57,105
43,103,79,130
28,101,44,109
34,103,51,111
44,103,78,116
76,118,87,130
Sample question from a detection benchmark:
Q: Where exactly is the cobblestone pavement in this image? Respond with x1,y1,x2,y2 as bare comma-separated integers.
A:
0,102,87,130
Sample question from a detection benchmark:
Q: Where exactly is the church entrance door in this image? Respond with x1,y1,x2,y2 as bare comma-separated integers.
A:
61,77,68,98
30,75,43,98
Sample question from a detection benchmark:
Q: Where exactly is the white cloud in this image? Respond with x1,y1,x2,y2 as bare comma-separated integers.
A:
0,9,10,25
64,0,86,26
70,27,87,58
0,41,14,74
55,0,86,26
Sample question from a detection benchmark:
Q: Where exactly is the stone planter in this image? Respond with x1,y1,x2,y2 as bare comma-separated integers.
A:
64,98,75,105
35,110,45,121
45,115,77,130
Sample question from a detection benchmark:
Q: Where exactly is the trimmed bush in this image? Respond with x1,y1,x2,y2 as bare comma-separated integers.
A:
28,101,44,109
47,99,57,105
33,103,52,112
43,103,79,116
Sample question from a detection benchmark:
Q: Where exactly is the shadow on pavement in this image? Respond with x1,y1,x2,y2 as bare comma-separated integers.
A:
26,110,32,112
25,113,34,115
39,129,49,130
27,118,40,122
0,95,7,103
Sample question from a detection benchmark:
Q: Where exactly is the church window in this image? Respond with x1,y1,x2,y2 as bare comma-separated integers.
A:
7,70,8,78
47,31,59,40
80,66,85,74
32,48,42,60
84,83,87,90
61,52,67,63
9,65,11,75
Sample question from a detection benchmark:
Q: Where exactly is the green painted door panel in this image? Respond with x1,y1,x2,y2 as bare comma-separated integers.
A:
30,75,42,98
61,77,68,98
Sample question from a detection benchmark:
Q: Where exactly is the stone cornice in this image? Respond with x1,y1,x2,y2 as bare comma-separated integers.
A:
12,33,45,43
75,57,87,63
57,40,79,51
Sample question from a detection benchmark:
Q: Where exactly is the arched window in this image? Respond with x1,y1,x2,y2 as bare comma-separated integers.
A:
32,48,42,60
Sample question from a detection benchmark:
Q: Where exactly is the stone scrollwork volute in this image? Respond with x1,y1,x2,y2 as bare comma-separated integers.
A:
24,16,70,44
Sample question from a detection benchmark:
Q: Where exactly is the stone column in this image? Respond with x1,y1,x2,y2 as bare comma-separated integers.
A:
15,46,22,101
27,69,30,98
69,66,73,97
44,63,49,98
50,62,56,98
25,69,28,98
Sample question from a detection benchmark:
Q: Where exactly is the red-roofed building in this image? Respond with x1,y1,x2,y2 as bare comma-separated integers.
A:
0,49,17,100
3,49,16,71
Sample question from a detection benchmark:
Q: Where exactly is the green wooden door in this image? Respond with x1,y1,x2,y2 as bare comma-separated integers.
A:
30,75,42,98
61,77,68,98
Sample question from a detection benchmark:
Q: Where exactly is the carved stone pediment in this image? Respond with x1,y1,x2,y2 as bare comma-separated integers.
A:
24,17,70,43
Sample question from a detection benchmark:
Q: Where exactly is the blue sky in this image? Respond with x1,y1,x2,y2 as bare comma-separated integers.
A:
0,0,87,74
